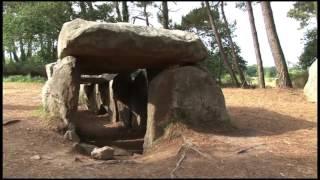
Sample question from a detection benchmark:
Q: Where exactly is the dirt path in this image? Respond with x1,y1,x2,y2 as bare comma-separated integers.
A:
3,83,317,178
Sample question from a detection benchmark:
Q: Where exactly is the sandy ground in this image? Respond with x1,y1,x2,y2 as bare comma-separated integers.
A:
3,82,317,178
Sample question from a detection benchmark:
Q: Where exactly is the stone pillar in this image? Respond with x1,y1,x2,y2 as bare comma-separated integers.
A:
130,70,148,130
112,73,132,127
143,66,230,151
42,56,81,141
83,83,100,113
109,80,117,123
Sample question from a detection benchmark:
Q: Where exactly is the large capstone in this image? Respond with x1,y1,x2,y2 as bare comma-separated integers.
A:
304,59,317,102
58,18,207,74
143,66,230,150
42,56,80,128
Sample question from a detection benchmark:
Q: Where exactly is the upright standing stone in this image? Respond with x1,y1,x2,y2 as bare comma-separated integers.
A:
112,73,132,127
144,66,230,150
304,59,317,102
130,70,148,129
109,80,117,123
42,56,81,130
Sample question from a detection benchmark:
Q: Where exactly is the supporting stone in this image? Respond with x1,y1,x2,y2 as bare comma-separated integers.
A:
304,59,317,102
42,56,81,136
112,73,133,128
130,70,148,130
143,65,230,151
109,80,117,123
83,83,100,113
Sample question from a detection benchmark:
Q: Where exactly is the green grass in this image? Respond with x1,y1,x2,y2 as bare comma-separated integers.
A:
3,75,46,83
248,77,277,87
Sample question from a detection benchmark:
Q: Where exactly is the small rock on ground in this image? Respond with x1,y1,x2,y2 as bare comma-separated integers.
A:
91,146,114,160
30,155,41,160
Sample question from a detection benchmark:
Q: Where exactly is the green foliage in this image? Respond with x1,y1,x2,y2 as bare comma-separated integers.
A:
299,28,317,69
3,75,46,83
264,67,277,78
287,1,317,29
246,64,258,77
3,1,116,76
288,66,308,88
4,57,47,76
177,5,247,85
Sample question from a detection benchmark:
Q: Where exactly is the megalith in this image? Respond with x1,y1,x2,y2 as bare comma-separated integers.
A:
57,18,207,74
304,59,317,102
112,73,133,127
144,66,230,150
42,56,80,132
44,18,233,150
130,70,148,129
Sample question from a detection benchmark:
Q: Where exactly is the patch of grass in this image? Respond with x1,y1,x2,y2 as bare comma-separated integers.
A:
3,75,46,83
32,105,61,129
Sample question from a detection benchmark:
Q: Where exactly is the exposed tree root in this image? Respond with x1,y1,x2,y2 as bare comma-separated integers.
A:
170,136,213,178
82,159,140,167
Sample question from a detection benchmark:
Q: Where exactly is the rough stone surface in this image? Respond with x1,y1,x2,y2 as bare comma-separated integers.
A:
42,56,80,128
83,83,101,113
58,18,207,74
30,155,41,160
143,66,230,150
109,80,117,123
91,146,114,160
45,62,57,79
304,59,317,102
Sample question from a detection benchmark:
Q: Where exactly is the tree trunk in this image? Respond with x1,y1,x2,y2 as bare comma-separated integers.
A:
221,1,248,88
9,51,13,62
67,2,74,20
261,2,292,88
122,1,129,22
19,39,26,61
87,2,94,20
115,1,122,21
205,1,240,87
79,2,87,19
247,1,265,88
26,40,32,58
143,4,149,26
162,1,169,29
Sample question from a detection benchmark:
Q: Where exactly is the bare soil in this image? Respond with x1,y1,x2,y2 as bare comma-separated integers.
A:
3,83,317,178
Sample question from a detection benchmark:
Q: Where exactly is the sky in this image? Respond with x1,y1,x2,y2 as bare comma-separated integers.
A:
130,1,316,67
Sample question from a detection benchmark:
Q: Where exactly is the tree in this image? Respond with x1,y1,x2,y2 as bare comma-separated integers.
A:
122,1,129,22
156,1,171,29
113,1,122,21
220,1,248,87
287,1,317,29
287,2,317,69
134,1,153,26
205,1,240,87
299,28,317,69
261,1,292,88
246,1,265,88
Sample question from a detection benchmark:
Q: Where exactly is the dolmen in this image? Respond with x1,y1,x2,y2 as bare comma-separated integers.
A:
42,18,230,151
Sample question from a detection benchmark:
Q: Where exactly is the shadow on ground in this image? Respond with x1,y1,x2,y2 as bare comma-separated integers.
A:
189,106,316,137
3,104,40,111
73,110,145,152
